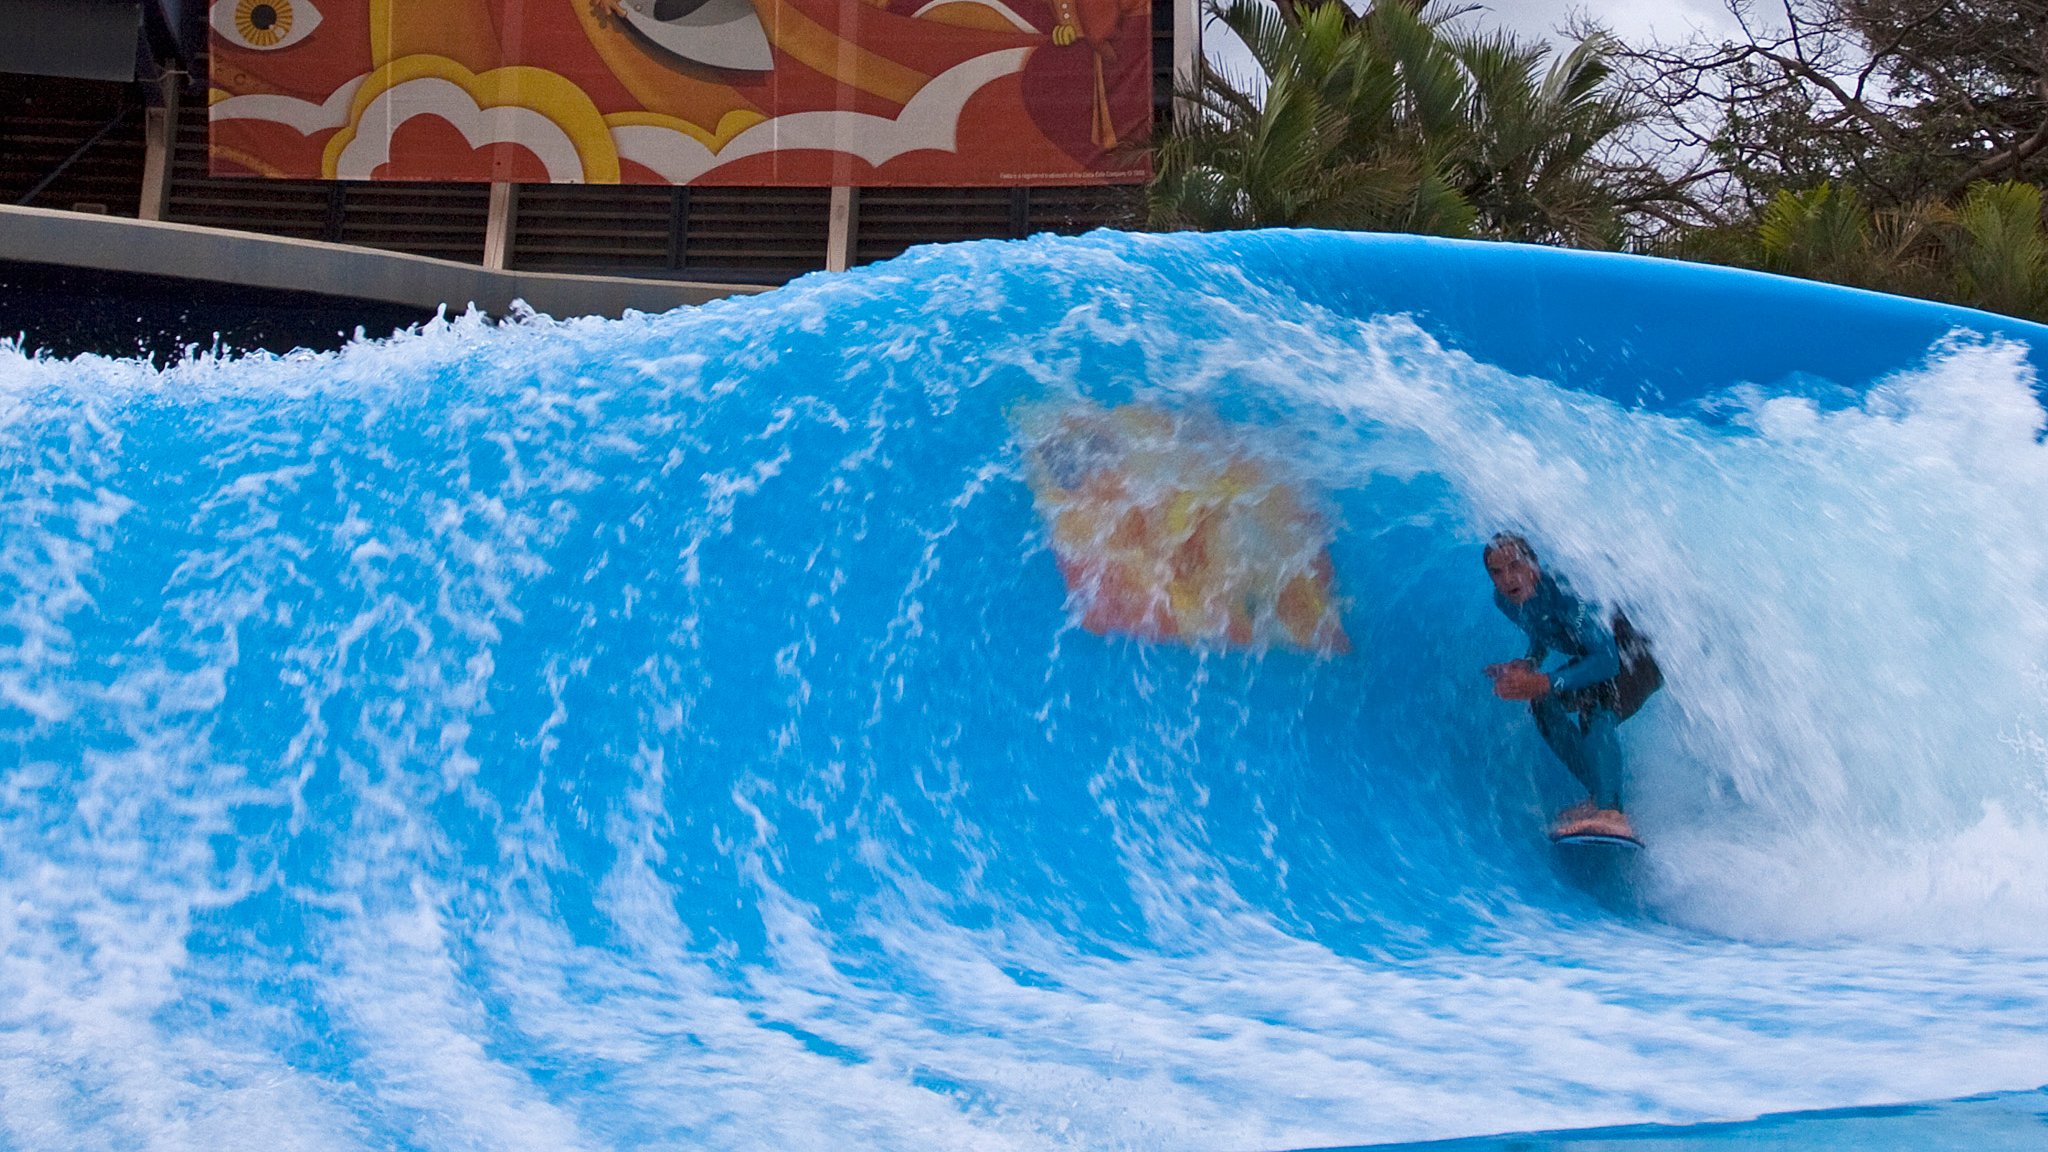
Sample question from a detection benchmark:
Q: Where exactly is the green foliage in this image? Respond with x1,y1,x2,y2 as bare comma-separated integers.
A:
1149,0,1472,234
1637,220,1755,268
1145,0,2048,324
1743,179,2048,322
1149,0,1642,243
1445,30,1637,245
1756,184,1875,286
1952,181,2048,318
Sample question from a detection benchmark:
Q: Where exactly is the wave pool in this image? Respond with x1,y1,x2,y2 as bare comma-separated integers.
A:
1,230,2046,1150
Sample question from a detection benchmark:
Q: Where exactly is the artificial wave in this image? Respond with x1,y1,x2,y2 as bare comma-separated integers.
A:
2,230,2047,1150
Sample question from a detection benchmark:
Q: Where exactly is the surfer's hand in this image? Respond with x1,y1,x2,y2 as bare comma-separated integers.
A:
1489,665,1550,701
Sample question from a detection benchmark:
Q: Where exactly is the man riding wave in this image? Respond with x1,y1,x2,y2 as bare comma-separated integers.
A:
1482,533,1662,843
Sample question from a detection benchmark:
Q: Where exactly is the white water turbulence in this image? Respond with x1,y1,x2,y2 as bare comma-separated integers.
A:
0,230,2046,1151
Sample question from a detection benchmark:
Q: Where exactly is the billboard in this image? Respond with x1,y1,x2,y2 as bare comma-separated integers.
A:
205,0,1153,185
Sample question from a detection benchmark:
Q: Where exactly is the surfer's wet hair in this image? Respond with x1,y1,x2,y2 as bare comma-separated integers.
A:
1484,532,1538,565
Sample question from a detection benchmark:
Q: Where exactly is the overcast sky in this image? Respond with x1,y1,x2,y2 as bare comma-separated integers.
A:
1470,0,1743,45
1202,1,1749,93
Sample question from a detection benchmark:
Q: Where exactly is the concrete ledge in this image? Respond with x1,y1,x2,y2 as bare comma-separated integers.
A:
0,204,771,319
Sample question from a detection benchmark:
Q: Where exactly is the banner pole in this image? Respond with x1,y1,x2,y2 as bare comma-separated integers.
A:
827,186,859,272
484,182,520,270
139,65,182,222
1173,0,1202,125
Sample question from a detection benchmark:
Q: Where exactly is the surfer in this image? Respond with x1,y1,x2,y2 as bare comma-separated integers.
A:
1482,533,1661,843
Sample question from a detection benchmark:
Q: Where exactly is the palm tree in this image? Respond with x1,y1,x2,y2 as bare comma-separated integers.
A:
1444,29,1638,246
1747,179,2048,320
1149,0,1647,244
1951,180,2048,318
1149,0,1475,234
1755,182,1880,287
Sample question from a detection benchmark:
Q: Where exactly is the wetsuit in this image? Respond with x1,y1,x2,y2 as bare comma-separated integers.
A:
1495,576,1634,810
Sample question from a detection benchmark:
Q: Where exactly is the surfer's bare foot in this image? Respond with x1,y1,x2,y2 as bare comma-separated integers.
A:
1580,808,1633,837
1552,800,1598,831
1552,806,1635,840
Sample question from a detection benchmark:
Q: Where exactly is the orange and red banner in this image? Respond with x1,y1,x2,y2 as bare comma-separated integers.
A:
206,0,1153,185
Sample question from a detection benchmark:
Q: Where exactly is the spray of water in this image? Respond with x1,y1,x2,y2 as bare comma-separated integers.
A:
0,231,2044,1150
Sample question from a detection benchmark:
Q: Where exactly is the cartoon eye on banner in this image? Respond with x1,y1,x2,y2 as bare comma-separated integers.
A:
612,0,774,72
209,0,321,51
206,0,1153,186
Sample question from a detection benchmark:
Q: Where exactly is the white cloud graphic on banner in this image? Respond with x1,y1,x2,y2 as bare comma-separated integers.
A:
333,77,585,181
613,49,1031,184
211,75,367,134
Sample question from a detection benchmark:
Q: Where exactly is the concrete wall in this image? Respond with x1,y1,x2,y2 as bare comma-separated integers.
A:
0,204,768,320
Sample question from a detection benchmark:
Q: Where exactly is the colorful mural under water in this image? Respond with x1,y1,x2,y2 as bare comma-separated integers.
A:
205,0,1151,185
1017,401,1350,653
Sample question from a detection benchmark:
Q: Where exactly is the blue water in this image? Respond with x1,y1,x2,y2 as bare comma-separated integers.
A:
2,230,2047,1150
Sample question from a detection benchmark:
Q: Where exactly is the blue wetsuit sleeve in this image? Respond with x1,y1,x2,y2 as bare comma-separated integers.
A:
1497,593,1549,665
1547,601,1621,694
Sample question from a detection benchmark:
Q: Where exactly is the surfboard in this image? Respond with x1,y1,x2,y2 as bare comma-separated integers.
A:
1549,810,1642,850
1551,830,1643,849
1550,822,1645,912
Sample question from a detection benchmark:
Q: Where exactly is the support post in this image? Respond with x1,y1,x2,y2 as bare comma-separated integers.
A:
138,68,181,221
826,185,859,272
1172,0,1202,125
484,181,519,270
